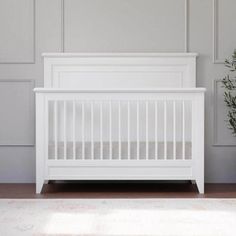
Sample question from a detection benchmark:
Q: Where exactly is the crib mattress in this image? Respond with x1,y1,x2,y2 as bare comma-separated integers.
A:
48,141,191,160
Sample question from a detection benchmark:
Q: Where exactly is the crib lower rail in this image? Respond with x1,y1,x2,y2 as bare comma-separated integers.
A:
46,159,193,166
46,165,193,181
45,160,193,179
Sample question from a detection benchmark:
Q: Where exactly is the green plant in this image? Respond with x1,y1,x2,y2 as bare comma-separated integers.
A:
221,50,236,135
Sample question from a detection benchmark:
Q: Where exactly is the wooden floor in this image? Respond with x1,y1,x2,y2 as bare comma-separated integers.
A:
0,182,236,198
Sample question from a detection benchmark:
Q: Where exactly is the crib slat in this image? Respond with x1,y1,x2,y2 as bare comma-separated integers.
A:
155,101,158,160
54,101,58,160
100,102,103,160
164,101,167,160
118,101,121,160
182,100,185,160
109,101,112,160
72,100,76,160
63,101,67,160
137,101,140,159
82,102,85,160
127,101,130,160
173,101,176,160
91,102,94,160
146,101,149,160
46,101,49,160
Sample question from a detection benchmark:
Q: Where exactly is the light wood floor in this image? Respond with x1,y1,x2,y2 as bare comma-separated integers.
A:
0,182,236,198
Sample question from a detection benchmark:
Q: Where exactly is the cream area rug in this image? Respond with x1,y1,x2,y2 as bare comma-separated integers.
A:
0,199,236,236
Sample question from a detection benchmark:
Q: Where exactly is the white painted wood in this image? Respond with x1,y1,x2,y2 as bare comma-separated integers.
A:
118,101,121,160
47,168,193,180
145,101,149,160
34,88,206,93
109,101,112,160
42,53,197,89
72,100,76,160
35,90,206,192
47,160,193,167
164,101,167,160
35,54,205,194
182,100,186,160
173,101,176,160
63,101,67,160
81,102,85,160
127,101,130,160
42,53,198,58
100,102,103,160
155,101,158,160
192,93,205,194
136,101,140,160
91,101,94,160
54,101,58,160
35,93,45,194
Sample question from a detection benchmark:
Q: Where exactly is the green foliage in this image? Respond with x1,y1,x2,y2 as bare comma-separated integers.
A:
221,50,236,135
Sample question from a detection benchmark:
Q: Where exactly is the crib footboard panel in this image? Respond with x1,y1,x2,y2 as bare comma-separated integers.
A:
47,167,193,180
35,89,205,193
45,160,193,180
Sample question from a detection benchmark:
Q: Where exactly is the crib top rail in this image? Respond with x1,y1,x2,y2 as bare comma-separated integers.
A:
34,88,206,94
42,52,198,58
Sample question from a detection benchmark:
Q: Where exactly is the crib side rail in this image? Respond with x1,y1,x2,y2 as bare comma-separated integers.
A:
35,88,205,160
35,88,205,191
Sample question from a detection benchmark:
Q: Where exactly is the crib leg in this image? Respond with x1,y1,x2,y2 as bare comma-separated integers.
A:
36,160,45,194
196,178,204,194
36,179,44,194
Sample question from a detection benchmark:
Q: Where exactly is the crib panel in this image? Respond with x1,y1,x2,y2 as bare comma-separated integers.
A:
47,96,193,162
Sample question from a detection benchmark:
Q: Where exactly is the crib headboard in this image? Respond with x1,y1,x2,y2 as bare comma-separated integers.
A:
43,53,197,88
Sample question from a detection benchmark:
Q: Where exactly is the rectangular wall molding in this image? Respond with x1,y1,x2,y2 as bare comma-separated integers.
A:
0,79,35,146
0,0,36,64
61,0,189,53
212,0,225,64
61,0,65,52
184,0,189,52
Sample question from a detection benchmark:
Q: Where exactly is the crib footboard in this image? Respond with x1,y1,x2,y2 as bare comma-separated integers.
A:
34,88,205,193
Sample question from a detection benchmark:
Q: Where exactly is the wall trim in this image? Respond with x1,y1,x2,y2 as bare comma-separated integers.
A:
61,0,190,53
184,0,189,52
0,79,35,146
213,79,236,146
0,0,36,64
212,0,225,64
61,0,65,52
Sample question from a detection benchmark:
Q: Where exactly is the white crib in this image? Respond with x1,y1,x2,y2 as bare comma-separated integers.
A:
34,53,205,194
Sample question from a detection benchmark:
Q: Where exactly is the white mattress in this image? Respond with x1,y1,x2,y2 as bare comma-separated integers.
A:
48,141,191,160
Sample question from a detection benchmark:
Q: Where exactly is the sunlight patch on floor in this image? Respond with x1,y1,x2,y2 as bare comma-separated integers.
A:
0,199,236,236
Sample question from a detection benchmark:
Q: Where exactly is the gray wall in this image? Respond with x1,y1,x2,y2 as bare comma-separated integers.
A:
0,0,236,183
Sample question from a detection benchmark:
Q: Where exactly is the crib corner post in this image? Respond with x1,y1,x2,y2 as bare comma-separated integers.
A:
35,92,46,194
192,92,205,194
